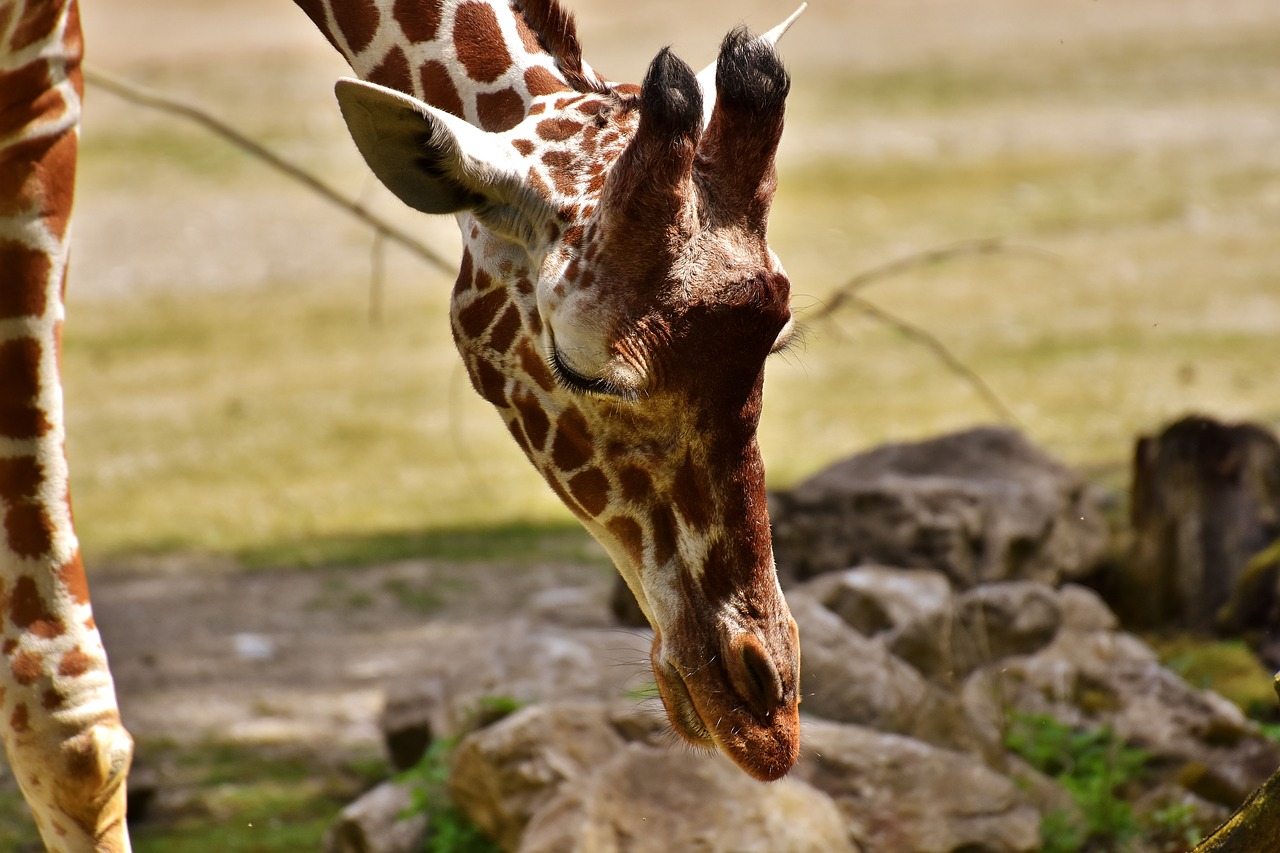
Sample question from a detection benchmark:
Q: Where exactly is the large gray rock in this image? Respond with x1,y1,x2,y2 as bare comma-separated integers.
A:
771,426,1108,588
518,743,859,853
449,702,627,851
795,719,1042,853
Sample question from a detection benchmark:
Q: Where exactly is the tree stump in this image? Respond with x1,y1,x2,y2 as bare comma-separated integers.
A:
1127,415,1280,630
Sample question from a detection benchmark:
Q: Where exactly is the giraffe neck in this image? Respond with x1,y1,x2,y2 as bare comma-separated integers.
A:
0,0,133,848
294,0,605,131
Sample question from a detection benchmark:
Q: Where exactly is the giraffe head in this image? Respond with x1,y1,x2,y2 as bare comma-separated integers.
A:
336,19,800,780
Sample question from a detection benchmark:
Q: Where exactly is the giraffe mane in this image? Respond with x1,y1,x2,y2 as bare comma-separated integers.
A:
515,0,609,94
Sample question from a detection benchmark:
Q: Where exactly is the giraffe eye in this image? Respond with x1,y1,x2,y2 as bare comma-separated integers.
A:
549,347,637,401
769,316,798,355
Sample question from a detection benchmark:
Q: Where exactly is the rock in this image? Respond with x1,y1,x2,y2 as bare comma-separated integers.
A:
518,743,859,853
1127,415,1280,629
380,621,651,769
772,426,1108,588
789,592,995,757
950,581,1062,677
448,702,626,851
324,781,426,853
1058,583,1119,632
795,719,1042,853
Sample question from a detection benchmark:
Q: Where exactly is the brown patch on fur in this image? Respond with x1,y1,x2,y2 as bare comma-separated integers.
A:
551,408,593,471
672,452,711,531
524,66,569,97
511,389,550,451
10,703,29,734
457,289,509,340
57,648,92,679
10,0,61,52
6,503,53,560
617,465,652,504
0,456,42,502
536,117,583,141
291,0,344,55
41,688,63,711
369,45,414,96
470,358,508,406
393,0,442,43
540,150,578,195
547,474,587,520
474,267,494,291
567,467,610,516
512,138,536,157
652,503,678,566
488,304,522,354
477,87,525,132
606,516,644,564
514,0,607,93
331,0,380,55
10,650,43,686
421,60,465,118
526,167,552,201
0,60,54,142
10,576,64,638
517,340,555,392
505,418,532,456
452,248,475,296
454,2,514,83
56,555,90,606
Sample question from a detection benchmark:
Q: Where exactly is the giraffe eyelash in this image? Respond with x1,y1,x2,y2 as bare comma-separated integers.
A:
548,347,638,402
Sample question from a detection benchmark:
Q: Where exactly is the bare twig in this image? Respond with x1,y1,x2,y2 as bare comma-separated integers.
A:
837,292,1021,426
810,238,1057,322
84,66,456,277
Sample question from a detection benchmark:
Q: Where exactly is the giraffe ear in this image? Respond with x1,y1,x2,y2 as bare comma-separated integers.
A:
335,78,550,242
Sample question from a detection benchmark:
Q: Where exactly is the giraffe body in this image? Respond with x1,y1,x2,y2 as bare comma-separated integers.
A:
0,0,132,849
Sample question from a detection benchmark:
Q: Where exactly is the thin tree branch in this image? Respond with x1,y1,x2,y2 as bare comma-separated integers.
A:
836,292,1021,426
84,66,456,277
810,238,1058,322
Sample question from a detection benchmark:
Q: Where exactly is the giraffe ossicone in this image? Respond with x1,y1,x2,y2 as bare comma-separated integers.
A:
329,1,808,781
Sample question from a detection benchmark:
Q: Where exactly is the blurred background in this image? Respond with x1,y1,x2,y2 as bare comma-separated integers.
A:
9,0,1276,848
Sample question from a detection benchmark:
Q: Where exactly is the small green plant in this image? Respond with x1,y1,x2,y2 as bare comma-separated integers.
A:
1005,713,1149,850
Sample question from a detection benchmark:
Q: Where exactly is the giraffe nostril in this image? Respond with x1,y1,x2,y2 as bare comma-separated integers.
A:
728,633,783,718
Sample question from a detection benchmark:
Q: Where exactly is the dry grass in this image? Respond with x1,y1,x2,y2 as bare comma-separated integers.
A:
64,0,1280,563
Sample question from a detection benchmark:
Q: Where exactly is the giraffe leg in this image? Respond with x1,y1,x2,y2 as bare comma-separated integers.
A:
1,0,134,849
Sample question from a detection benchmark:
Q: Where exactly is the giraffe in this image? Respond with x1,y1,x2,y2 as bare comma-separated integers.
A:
0,0,133,850
293,0,807,781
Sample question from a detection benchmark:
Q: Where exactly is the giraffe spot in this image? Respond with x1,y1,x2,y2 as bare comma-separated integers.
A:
6,504,53,560
393,0,441,42
469,357,508,406
57,555,90,606
547,474,587,520
606,516,644,564
57,647,92,679
488,304,522,354
10,0,61,51
536,117,583,142
37,110,79,241
526,307,543,337
544,221,561,243
528,101,547,115
563,259,580,283
554,95,580,110
672,453,711,531
331,0,379,54
580,270,595,289
652,504,679,567
618,465,653,504
515,276,534,295
477,87,524,132
511,389,550,451
0,456,42,501
524,66,568,97
421,60,465,118
457,288,509,340
551,408,594,471
452,248,475,296
613,83,642,97
512,138,536,157
541,150,578,196
505,418,532,456
41,688,63,711
567,468,610,517
557,204,579,224
526,168,552,201
474,268,494,291
369,46,414,97
2,639,16,656
517,340,555,393
562,225,585,249
699,536,736,603
0,337,50,440
11,649,43,686
0,61,54,140
10,702,29,734
10,575,65,637
454,2,514,84
587,169,606,194
512,13,543,54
